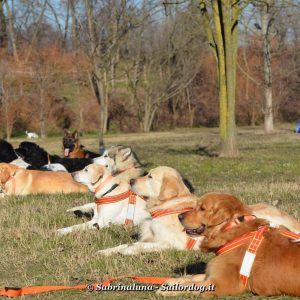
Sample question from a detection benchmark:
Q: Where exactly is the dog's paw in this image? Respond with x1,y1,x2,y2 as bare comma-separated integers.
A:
56,228,72,235
97,244,129,256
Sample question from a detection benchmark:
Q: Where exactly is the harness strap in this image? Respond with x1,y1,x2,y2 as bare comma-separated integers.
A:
150,207,194,219
186,237,197,250
239,226,268,287
0,275,171,298
95,190,139,225
223,215,256,231
151,207,197,250
94,175,114,195
217,226,300,288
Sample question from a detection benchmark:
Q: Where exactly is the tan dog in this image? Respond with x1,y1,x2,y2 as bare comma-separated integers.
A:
159,192,300,297
57,164,149,235
99,166,300,256
0,163,88,195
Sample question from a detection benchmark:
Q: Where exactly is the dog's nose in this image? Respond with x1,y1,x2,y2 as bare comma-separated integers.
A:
93,223,100,230
178,213,184,222
130,179,135,186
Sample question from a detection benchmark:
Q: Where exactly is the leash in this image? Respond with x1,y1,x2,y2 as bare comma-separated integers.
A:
95,190,140,225
151,207,198,250
0,275,171,297
216,225,300,287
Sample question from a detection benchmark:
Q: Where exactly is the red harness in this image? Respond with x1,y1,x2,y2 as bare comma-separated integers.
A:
216,220,300,287
95,190,139,225
151,207,197,250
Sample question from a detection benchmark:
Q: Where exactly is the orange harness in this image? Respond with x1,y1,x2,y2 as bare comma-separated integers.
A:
216,224,300,287
0,275,171,298
151,207,197,250
95,190,139,225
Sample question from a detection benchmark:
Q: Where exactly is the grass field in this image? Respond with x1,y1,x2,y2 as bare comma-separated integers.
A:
1,126,300,299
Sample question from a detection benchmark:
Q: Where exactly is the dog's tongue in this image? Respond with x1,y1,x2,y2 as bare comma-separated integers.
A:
64,148,70,157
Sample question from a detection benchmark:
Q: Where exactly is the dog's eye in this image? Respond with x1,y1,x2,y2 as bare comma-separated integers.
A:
148,174,152,179
104,154,108,158
84,169,88,172
200,205,205,211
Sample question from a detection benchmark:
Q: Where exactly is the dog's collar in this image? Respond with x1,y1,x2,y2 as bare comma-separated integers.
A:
222,215,256,232
116,165,136,175
100,184,119,197
94,175,114,194
151,207,197,250
151,207,194,219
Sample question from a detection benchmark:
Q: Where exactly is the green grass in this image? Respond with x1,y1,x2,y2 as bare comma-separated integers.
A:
1,126,300,299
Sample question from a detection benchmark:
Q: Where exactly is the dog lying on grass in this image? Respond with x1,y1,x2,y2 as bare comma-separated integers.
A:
99,166,300,256
16,141,92,172
57,164,149,235
158,192,300,297
0,163,88,195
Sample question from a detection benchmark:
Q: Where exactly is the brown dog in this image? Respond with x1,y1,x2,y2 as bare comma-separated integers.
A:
159,192,300,297
0,163,88,195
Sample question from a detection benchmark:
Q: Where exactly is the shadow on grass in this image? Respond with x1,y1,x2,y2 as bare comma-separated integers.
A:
167,146,218,157
174,261,207,275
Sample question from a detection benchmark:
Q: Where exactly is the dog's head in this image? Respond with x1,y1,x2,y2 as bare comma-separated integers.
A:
62,130,80,157
0,139,18,163
130,166,192,204
15,141,48,167
0,163,19,185
72,163,116,193
179,192,252,238
93,145,140,173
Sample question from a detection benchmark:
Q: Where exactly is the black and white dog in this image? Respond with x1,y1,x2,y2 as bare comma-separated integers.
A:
16,141,93,173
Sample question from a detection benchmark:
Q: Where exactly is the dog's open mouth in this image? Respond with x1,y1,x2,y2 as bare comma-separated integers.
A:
184,224,206,236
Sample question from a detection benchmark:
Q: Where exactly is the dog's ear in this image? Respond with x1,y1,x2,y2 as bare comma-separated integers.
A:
158,175,181,201
72,130,78,139
64,129,71,136
0,165,15,184
120,147,132,162
206,195,250,227
89,165,105,185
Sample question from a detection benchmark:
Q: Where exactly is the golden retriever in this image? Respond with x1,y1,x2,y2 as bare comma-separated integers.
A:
99,167,300,256
0,163,88,195
57,164,149,235
158,192,300,297
98,166,201,255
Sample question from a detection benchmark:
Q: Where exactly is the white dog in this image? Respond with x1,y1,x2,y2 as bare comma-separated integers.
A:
25,131,39,139
57,164,149,235
68,145,146,216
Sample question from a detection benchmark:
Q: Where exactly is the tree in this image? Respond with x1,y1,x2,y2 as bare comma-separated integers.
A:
199,0,240,157
260,0,274,133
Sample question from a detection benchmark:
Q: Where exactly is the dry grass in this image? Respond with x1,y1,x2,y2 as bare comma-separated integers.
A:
1,126,300,299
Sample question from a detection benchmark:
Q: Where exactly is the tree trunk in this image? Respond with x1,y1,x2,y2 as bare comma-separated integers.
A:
39,87,46,138
220,0,239,157
261,1,274,134
0,0,7,49
4,0,18,62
